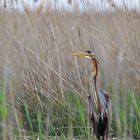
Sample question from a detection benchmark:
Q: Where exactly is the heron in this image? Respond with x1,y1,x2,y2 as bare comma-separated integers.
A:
71,51,112,140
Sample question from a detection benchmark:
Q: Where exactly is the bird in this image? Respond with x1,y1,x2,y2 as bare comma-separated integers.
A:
71,51,112,140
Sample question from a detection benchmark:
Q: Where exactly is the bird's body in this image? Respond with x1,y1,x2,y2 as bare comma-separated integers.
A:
88,89,111,140
71,51,112,140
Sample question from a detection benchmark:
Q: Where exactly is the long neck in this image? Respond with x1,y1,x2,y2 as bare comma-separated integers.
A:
91,58,101,111
92,58,98,93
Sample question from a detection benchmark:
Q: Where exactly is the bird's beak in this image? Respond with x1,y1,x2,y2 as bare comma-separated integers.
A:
71,51,87,57
71,51,95,58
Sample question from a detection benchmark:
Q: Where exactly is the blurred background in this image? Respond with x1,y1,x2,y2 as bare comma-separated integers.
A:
0,0,140,139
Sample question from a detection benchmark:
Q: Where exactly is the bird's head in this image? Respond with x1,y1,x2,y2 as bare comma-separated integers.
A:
71,51,98,80
71,51,96,60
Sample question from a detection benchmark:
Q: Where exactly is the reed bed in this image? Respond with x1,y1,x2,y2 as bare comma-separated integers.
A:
0,7,139,140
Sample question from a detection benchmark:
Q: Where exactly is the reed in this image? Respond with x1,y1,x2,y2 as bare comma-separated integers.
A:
0,4,139,140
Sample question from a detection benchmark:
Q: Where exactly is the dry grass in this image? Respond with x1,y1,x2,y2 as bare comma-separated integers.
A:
0,7,139,139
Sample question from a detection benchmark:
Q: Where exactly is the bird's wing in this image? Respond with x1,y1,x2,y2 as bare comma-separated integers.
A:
99,89,107,108
98,89,108,119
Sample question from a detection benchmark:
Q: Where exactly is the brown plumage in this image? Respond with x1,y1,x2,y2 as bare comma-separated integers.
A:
71,51,112,140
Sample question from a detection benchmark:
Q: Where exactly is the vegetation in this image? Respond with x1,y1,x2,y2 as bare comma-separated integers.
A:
0,3,140,140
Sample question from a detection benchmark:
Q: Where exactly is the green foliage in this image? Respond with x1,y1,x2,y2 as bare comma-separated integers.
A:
48,91,90,137
24,101,33,131
111,88,140,139
37,113,44,140
0,82,8,139
0,82,8,120
0,83,139,139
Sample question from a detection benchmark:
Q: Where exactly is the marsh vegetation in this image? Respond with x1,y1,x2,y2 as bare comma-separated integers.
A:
0,3,140,140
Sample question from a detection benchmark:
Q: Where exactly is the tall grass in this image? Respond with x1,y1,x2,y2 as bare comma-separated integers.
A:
0,6,139,140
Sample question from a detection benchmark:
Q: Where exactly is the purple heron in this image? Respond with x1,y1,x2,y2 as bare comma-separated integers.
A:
71,51,112,140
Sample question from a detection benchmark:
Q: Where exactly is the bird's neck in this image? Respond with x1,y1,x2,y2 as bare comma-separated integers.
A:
92,58,99,92
91,58,101,112
92,58,98,82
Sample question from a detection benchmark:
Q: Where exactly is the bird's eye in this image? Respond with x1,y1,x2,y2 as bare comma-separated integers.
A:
86,51,92,53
